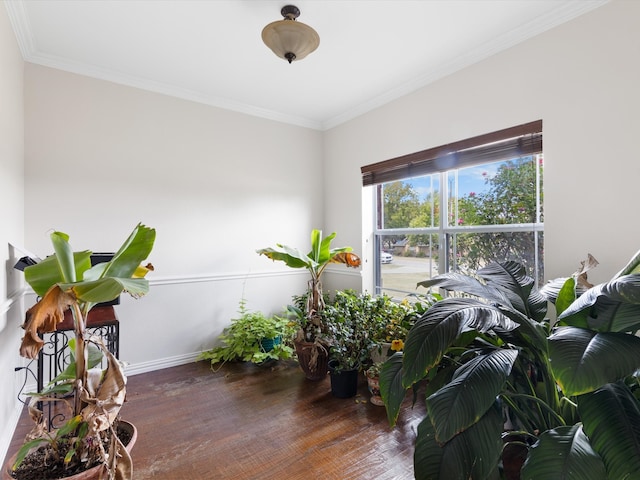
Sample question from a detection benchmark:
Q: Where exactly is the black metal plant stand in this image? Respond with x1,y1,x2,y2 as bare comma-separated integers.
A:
16,306,119,430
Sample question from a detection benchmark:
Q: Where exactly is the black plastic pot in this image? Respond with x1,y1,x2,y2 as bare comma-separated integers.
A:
328,359,359,398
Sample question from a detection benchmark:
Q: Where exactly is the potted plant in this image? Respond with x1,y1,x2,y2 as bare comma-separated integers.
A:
367,294,433,363
365,362,385,406
257,229,360,380
198,300,296,368
380,252,640,479
323,290,432,399
321,290,374,397
4,224,155,480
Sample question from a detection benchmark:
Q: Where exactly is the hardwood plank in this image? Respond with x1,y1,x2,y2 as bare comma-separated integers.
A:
7,360,423,479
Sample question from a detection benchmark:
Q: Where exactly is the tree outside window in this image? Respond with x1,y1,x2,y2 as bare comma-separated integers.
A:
375,154,543,297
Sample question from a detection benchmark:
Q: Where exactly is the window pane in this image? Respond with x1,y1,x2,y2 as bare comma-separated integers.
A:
381,175,440,229
378,234,439,297
374,152,543,294
448,231,544,284
448,156,541,227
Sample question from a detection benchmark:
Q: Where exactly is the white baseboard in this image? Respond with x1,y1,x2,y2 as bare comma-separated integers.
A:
123,351,204,377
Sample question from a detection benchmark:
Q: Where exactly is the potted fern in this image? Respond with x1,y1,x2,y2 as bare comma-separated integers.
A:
4,224,155,480
199,300,296,368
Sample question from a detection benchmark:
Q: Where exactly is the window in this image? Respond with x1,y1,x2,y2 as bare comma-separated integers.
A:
362,121,543,297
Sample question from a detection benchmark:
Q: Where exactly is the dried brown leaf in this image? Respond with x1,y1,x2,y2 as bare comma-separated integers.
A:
81,344,127,433
20,285,76,359
330,252,361,268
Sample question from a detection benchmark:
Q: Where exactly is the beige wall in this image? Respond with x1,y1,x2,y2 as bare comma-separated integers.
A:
324,0,640,288
0,1,24,465
22,64,325,374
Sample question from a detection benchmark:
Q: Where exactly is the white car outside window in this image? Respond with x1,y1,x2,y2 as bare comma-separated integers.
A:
380,251,393,264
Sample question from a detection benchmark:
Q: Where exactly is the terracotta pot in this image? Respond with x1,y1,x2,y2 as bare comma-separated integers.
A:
501,433,533,480
294,340,328,381
3,421,137,480
365,373,384,406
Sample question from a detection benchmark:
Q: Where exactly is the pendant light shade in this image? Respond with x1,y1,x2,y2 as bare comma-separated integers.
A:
262,5,319,64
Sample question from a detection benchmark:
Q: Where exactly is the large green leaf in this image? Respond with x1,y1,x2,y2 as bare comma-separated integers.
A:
427,349,518,443
613,247,640,277
478,261,539,319
50,231,76,283
579,383,640,479
539,276,570,305
496,305,549,356
256,245,310,270
421,262,546,323
24,224,154,300
558,274,640,332
24,251,92,297
418,272,510,308
414,403,503,480
549,327,640,396
97,223,155,279
555,277,578,318
478,260,533,293
62,277,149,304
315,230,353,276
379,352,405,427
521,424,606,480
523,288,549,324
257,229,351,274
402,298,514,388
313,229,332,264
539,256,596,311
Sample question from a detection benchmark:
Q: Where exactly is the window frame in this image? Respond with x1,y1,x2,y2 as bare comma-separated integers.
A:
364,121,544,296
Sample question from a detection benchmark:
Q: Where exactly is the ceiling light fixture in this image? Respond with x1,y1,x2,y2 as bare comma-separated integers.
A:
261,5,319,64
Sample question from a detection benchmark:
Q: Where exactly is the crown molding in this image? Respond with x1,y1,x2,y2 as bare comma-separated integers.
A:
6,0,608,132
322,0,610,130
25,51,324,130
3,0,34,58
3,0,323,130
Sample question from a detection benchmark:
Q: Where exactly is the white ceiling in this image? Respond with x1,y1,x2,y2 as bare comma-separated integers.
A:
5,0,608,130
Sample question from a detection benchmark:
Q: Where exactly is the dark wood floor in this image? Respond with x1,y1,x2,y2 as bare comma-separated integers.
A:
8,360,424,479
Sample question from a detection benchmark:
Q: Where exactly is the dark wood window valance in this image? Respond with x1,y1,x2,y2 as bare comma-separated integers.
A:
361,119,542,186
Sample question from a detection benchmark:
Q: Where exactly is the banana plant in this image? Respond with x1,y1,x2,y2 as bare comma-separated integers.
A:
257,229,360,340
380,252,640,479
257,229,361,380
13,223,155,480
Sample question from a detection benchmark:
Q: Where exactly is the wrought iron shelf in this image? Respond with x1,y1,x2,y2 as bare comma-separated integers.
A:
16,305,119,429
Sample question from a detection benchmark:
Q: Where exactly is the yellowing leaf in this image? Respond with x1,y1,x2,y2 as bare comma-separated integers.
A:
133,263,155,278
